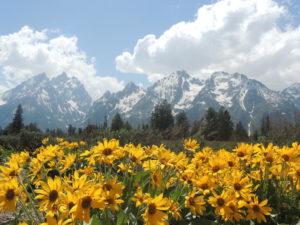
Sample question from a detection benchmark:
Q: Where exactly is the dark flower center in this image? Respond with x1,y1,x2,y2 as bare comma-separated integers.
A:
212,165,220,172
9,171,16,177
49,190,58,202
81,196,92,209
228,161,234,167
182,175,188,181
228,203,236,211
189,197,195,206
234,183,242,191
153,174,159,183
217,198,225,207
106,197,115,205
131,156,137,162
103,148,113,156
200,183,209,190
47,169,60,179
237,152,245,157
282,154,290,161
266,156,273,163
68,202,75,210
148,203,157,215
253,204,260,212
5,189,15,201
103,184,112,191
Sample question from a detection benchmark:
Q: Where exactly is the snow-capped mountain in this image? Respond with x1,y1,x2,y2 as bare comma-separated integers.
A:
282,83,300,109
87,81,146,125
0,73,92,129
88,71,298,133
0,70,299,132
87,70,205,125
187,72,297,133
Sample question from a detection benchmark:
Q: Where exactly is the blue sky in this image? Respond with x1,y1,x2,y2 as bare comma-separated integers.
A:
0,0,300,99
0,0,211,85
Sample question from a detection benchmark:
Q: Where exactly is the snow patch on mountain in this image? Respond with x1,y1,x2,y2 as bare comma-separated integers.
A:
175,81,204,110
0,73,92,129
239,90,248,111
115,87,146,113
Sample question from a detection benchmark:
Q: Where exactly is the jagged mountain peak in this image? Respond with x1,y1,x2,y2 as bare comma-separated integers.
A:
51,73,82,87
2,73,51,101
120,82,143,96
87,70,299,132
0,72,92,129
209,71,248,85
210,71,229,77
51,72,69,82
283,83,300,95
0,70,299,132
150,70,204,105
153,70,193,86
282,82,300,108
125,81,138,89
23,73,49,86
170,70,191,79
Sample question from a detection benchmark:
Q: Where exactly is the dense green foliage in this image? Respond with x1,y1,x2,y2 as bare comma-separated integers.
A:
1,102,300,154
150,100,174,131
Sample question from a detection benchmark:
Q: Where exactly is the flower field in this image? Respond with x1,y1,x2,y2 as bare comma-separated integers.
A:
0,138,299,225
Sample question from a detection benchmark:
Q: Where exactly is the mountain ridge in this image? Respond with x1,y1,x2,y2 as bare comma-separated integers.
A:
0,73,92,129
0,71,299,132
87,70,299,134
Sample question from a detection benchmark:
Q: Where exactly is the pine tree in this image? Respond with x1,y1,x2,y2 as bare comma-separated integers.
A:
111,113,124,131
217,107,233,141
174,111,189,138
235,121,248,141
261,114,270,137
7,104,24,134
124,121,132,130
67,125,76,136
24,123,41,133
190,120,201,136
251,130,259,142
150,100,174,131
201,107,218,140
103,115,108,130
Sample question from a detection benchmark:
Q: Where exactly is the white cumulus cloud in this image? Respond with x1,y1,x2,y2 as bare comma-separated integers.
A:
116,0,300,90
0,26,124,99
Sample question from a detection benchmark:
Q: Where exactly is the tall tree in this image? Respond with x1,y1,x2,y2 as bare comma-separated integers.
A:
251,130,259,142
25,123,41,133
190,120,201,136
201,107,218,140
217,107,233,141
111,113,124,131
150,100,174,131
174,111,189,138
235,121,248,141
124,121,132,130
261,114,270,137
7,104,24,134
103,115,108,130
67,124,76,136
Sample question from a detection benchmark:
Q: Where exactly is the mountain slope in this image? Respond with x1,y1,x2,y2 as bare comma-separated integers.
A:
188,72,297,133
88,71,298,132
87,81,146,124
282,83,300,109
87,70,205,125
0,70,298,132
0,73,92,129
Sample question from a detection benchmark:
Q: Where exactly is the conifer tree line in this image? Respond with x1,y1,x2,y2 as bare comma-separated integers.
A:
1,101,300,151
94,100,249,141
